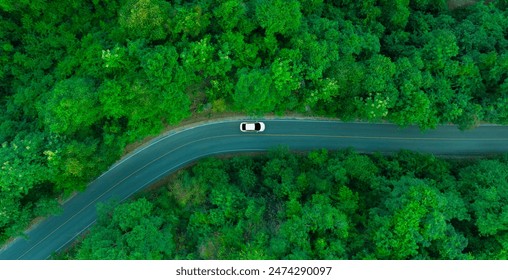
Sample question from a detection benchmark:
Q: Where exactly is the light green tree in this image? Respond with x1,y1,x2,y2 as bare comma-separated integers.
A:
38,78,100,135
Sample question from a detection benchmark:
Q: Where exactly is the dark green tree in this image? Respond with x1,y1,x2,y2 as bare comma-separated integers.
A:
76,198,174,259
255,0,302,36
233,68,275,113
460,160,508,236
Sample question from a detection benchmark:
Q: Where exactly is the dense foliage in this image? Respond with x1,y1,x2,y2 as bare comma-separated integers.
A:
1,0,507,244
66,148,508,260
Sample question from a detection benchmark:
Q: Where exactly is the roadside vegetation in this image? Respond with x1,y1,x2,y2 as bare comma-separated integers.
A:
58,148,508,260
1,0,507,250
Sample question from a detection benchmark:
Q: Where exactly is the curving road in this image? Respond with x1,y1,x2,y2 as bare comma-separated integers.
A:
1,119,508,259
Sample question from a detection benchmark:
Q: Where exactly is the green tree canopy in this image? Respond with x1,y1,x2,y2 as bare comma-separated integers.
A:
118,0,171,41
255,0,302,36
37,78,100,135
77,198,174,259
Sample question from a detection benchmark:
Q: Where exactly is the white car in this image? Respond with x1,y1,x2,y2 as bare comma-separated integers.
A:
240,122,265,132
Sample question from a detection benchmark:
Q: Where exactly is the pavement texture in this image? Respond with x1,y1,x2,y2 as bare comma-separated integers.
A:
1,119,507,259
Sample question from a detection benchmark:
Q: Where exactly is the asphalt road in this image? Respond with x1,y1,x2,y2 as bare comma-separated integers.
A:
1,119,507,259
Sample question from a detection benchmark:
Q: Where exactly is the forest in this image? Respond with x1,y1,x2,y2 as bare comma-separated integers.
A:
1,0,508,251
57,148,508,260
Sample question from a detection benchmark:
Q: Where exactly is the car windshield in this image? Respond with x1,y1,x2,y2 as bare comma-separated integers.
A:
255,123,260,130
